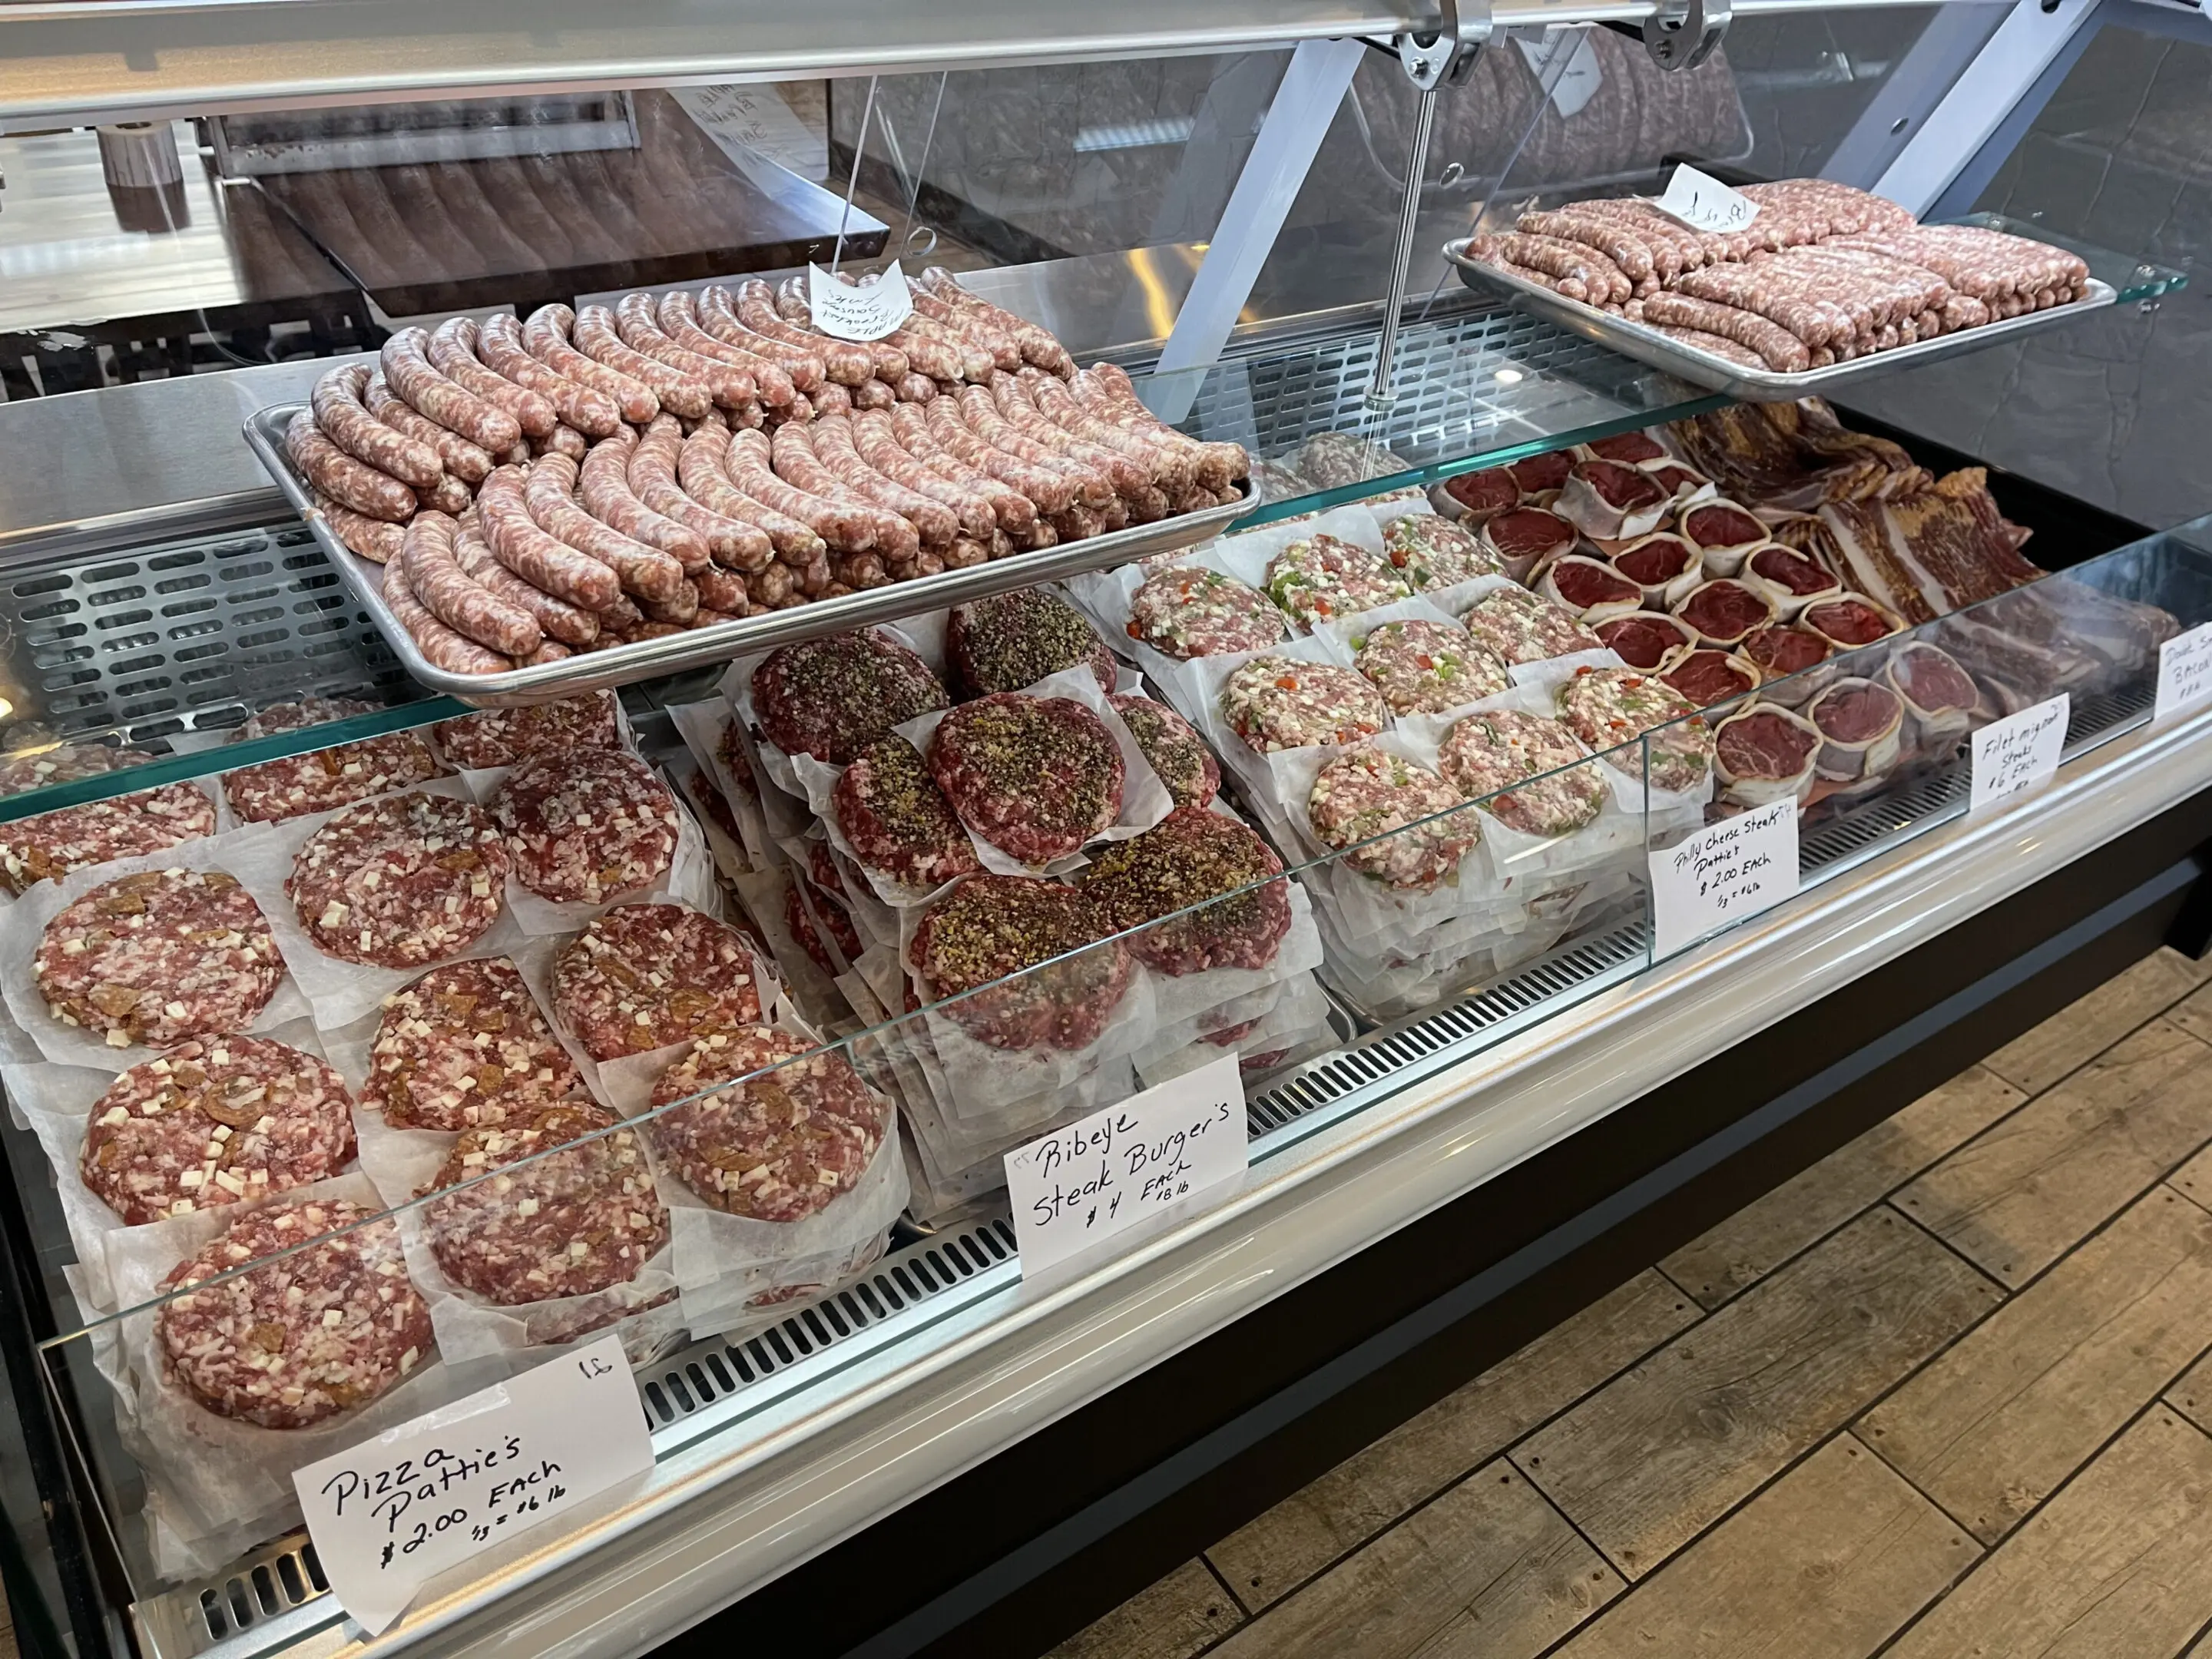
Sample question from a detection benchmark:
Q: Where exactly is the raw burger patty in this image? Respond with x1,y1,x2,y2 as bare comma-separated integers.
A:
1307,747,1478,892
1438,709,1606,838
0,743,160,795
492,749,680,904
1108,695,1219,810
371,956,581,1129
37,869,283,1048
1263,534,1411,628
0,782,216,896
1221,657,1388,753
287,790,511,968
831,736,979,890
1461,586,1601,665
433,690,621,769
1078,807,1290,975
81,1035,353,1224
221,697,445,824
786,879,861,977
750,631,948,765
423,1101,667,1303
552,902,763,1061
1382,515,1502,590
928,694,1125,866
946,588,1115,697
1555,667,1714,794
155,1199,431,1429
908,873,1131,1051
1353,619,1508,716
648,1026,886,1221
1127,567,1286,658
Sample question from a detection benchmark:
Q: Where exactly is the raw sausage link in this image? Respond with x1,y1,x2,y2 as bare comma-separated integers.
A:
383,546,512,674
539,425,589,461
1669,263,1849,349
955,383,1111,508
808,415,959,545
898,311,995,382
657,290,798,408
906,286,1020,373
478,313,623,437
850,378,896,412
1513,210,1657,285
775,278,909,384
574,304,713,421
1048,503,1104,542
637,581,700,626
286,409,416,522
402,510,542,656
598,591,645,631
1497,233,1631,304
382,327,522,454
986,372,1148,497
919,392,1073,515
751,563,797,606
693,565,749,614
366,373,495,484
429,318,558,440
426,473,474,516
768,422,919,558
886,402,1038,532
944,537,990,569
724,422,875,553
522,642,574,665
626,416,782,571
1023,366,1194,494
850,409,995,538
313,492,406,563
1635,293,1812,373
520,451,687,603
737,280,871,386
920,268,1078,376
895,373,939,404
614,293,757,410
578,426,715,573
879,325,961,384
1075,363,1247,492
312,365,443,488
697,285,826,394
454,518,600,647
523,305,660,426
475,465,621,611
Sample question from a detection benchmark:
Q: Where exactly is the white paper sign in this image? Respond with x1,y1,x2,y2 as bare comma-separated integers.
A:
1650,796,1801,957
1513,33,1604,118
1650,164,1760,235
292,1336,651,1637
2156,624,2212,724
670,84,830,184
806,260,913,343
1970,693,2070,812
1003,1051,1247,1277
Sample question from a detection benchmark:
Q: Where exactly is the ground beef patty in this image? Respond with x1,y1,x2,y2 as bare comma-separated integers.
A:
909,874,1131,1051
1108,696,1218,810
786,879,861,976
433,690,621,769
0,743,159,795
37,869,283,1048
1555,667,1714,795
946,588,1116,697
1460,586,1602,665
371,957,580,1129
1438,709,1607,838
81,1036,353,1224
1078,808,1290,975
648,1027,887,1222
1127,567,1286,659
552,902,763,1061
0,779,216,896
750,631,949,765
832,736,979,890
1263,535,1412,629
221,697,445,824
1353,620,1509,716
1308,747,1479,892
286,791,510,968
155,1199,430,1429
422,1102,667,1303
1221,657,1388,753
1382,515,1504,591
928,694,1125,866
492,749,679,905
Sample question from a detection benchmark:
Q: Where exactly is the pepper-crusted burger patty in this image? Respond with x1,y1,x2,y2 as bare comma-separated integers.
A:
750,631,949,765
928,694,1126,866
1108,695,1219,810
946,588,1117,697
1078,807,1290,975
908,873,1131,1051
830,736,980,891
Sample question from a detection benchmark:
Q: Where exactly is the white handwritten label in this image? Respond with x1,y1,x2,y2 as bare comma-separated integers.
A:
1650,796,1801,957
806,260,912,342
292,1336,651,1637
2156,624,2212,724
1970,693,2070,812
1649,164,1760,235
669,84,829,183
1003,1052,1247,1277
1513,33,1604,118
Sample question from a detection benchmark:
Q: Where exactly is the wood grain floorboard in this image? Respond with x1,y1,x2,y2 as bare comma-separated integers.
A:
1983,948,2212,1096
1895,1017,2212,1286
1512,1207,2001,1580
1883,1406,2212,1659
2161,1343,2212,1436
1662,1064,2026,1309
1204,1462,1621,1659
1043,1559,1244,1659
2153,964,2212,1051
1205,1270,1696,1611
1860,1185,2212,1544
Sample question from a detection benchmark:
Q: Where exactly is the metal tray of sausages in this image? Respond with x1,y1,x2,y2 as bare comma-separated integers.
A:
1441,237,2117,404
243,404,1257,709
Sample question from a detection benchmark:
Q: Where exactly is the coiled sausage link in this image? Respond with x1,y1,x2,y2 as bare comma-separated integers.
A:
383,543,513,674
767,422,919,558
736,280,871,387
721,422,874,553
520,452,687,603
652,420,780,575
807,415,959,546
621,417,777,571
478,313,624,437
885,402,1038,533
955,383,1111,508
313,492,406,564
312,364,442,489
613,293,756,411
578,427,715,574
454,518,599,647
573,304,712,420
286,409,416,522
657,290,798,409
850,409,995,539
522,304,659,426
918,393,1072,515
986,371,1148,498
365,373,495,485
381,327,522,454
1022,365,1194,495
429,318,557,439
402,510,542,657
475,465,621,611
919,267,1077,376
696,284,826,395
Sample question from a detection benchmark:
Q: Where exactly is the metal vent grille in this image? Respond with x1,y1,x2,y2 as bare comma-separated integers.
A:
188,1537,326,1644
3,521,416,743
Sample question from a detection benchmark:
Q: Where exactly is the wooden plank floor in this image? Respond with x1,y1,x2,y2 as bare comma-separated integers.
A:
1048,947,2212,1659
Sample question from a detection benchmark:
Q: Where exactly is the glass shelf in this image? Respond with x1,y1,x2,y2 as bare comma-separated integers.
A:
1950,211,2191,306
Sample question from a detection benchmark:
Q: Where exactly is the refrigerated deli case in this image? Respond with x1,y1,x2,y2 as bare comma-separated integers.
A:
0,5,2208,1657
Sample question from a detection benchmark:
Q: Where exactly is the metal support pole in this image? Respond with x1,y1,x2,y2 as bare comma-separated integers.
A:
1367,81,1439,407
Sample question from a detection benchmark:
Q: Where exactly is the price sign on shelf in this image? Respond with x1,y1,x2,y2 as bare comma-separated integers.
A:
2156,624,2212,724
805,259,913,343
1649,796,1800,958
1970,693,2070,813
292,1336,651,1637
1649,164,1760,236
1003,1052,1248,1277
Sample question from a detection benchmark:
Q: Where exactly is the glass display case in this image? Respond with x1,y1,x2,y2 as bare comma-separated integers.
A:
0,5,2204,1656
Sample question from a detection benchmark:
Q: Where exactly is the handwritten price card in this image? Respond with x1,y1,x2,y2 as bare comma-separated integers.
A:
806,259,913,342
293,1336,651,1635
1650,796,1801,957
1970,694,2070,813
1003,1052,1247,1277
1650,164,1760,235
2156,624,2212,724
